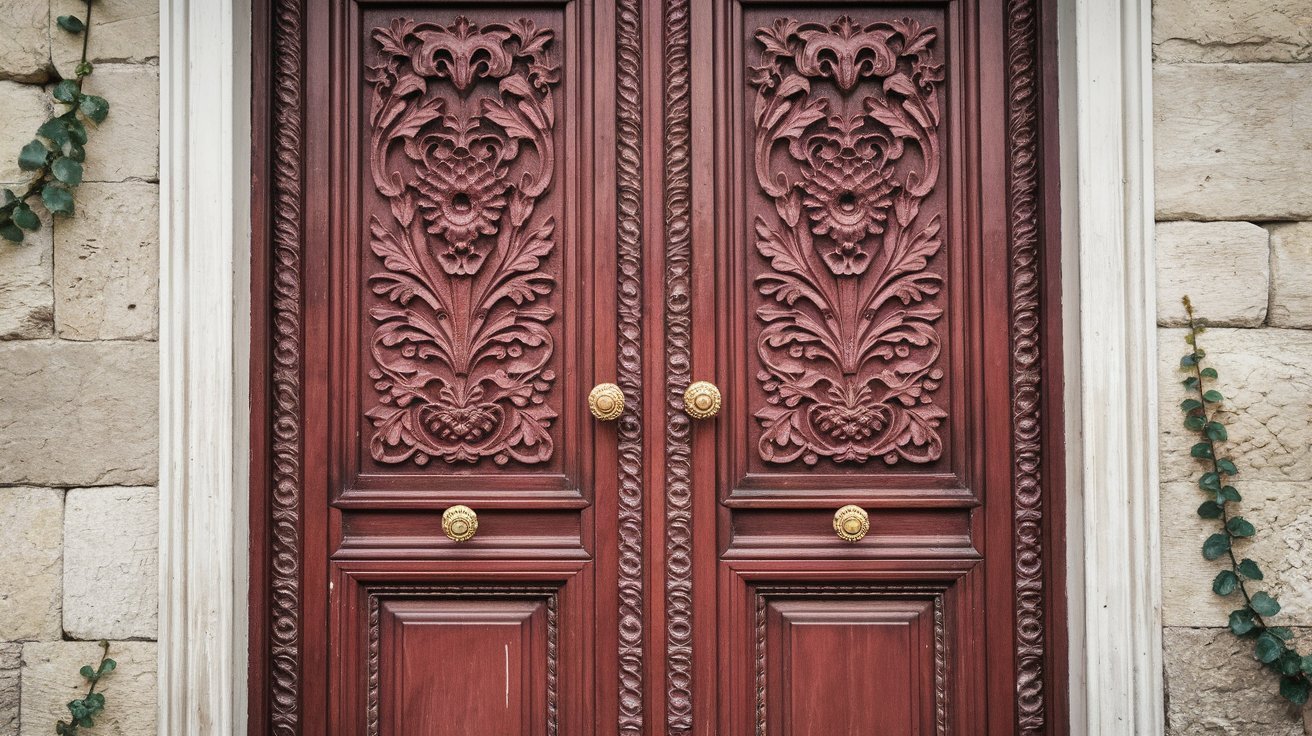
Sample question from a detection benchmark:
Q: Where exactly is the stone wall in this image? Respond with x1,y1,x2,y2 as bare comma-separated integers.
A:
1154,1,1312,733
0,1,159,734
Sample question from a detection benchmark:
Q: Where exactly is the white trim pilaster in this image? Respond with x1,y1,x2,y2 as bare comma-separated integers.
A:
158,0,251,732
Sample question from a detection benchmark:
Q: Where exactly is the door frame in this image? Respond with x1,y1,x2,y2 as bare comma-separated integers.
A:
157,0,1162,732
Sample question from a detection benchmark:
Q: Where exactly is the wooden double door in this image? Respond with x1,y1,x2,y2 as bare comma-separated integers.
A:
250,0,1065,733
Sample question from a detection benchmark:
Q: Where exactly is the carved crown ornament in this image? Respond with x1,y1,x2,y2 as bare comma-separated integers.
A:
750,17,948,468
363,17,562,468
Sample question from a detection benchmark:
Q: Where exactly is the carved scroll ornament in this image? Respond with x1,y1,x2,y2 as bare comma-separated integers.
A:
750,17,947,467
364,18,561,467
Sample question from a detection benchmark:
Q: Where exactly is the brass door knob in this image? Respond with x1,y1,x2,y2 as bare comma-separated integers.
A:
833,505,869,542
683,381,721,420
442,505,478,542
588,383,625,421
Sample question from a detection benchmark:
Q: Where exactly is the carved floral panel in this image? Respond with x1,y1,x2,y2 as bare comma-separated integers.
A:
361,15,564,470
746,14,949,471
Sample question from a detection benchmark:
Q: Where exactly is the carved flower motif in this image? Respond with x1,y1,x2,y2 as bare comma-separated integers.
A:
799,152,894,275
414,146,509,275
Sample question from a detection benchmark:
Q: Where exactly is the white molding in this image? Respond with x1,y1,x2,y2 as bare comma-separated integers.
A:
158,0,251,733
1063,0,1163,732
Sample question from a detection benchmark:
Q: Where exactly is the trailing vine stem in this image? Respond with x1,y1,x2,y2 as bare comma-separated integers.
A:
0,0,108,244
56,640,116,734
1180,296,1312,708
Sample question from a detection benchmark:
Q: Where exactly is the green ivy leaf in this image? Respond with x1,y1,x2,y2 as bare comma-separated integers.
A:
1227,516,1256,538
1190,442,1214,459
1181,353,1200,367
1205,422,1228,441
1202,533,1231,560
1238,558,1264,580
51,157,83,186
1184,415,1206,431
1279,651,1303,675
37,118,70,147
11,204,39,231
1182,376,1199,389
18,139,48,171
1270,627,1295,641
0,222,24,243
41,185,74,215
75,61,93,78
56,15,86,33
1255,632,1285,663
1201,367,1218,378
1303,655,1312,675
1180,398,1203,413
1230,608,1256,636
1251,592,1281,617
78,665,96,680
99,659,116,675
1212,569,1238,596
1220,486,1242,503
1217,458,1238,475
63,116,88,145
79,95,109,124
1280,675,1310,705
52,80,80,104
1203,389,1224,403
1198,472,1221,491
1197,500,1223,519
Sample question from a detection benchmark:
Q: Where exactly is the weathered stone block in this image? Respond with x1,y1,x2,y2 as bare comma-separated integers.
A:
1164,627,1309,734
1161,481,1312,627
1155,64,1312,221
63,487,157,640
0,0,51,83
52,0,161,76
0,211,53,340
0,642,20,736
1156,221,1269,327
1269,222,1312,329
19,641,155,736
1154,0,1312,63
1159,328,1312,484
0,488,63,641
0,82,50,184
54,182,159,340
0,341,157,487
77,64,159,183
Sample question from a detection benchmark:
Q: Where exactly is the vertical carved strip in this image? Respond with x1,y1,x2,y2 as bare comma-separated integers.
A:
1005,0,1046,732
615,0,645,731
754,593,768,736
662,0,694,730
269,0,304,733
547,593,560,736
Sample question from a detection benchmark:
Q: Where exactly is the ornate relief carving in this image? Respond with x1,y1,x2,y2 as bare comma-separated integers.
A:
364,17,561,467
1005,0,1048,731
749,17,947,467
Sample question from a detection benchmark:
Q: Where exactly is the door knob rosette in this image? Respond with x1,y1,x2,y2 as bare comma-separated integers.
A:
441,505,479,542
833,505,870,542
683,380,722,420
588,382,626,421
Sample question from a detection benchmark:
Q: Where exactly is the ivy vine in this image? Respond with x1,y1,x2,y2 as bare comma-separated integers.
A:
1179,296,1312,707
55,640,116,734
0,0,108,244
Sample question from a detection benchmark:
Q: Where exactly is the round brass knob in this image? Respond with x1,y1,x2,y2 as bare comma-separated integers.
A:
441,505,478,542
588,383,625,421
683,381,721,420
833,505,870,542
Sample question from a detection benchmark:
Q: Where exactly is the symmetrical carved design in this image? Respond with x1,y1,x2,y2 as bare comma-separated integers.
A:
365,585,560,736
751,585,949,735
269,1,304,733
615,0,646,729
364,17,561,467
749,17,947,467
662,0,694,729
1005,0,1047,732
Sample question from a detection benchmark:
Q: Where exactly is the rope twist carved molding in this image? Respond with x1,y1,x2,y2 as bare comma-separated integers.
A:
749,17,948,468
364,17,561,468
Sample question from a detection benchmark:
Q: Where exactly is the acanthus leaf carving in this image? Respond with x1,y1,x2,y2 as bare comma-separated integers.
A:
750,17,947,468
364,17,560,468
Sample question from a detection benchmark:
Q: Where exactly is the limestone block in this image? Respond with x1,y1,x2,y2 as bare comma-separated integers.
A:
54,182,158,340
63,487,157,640
1156,221,1269,327
1159,328,1312,484
0,643,18,736
1269,223,1312,329
0,82,50,184
1154,0,1312,63
19,641,155,736
0,488,63,641
76,64,159,183
1161,481,1312,627
52,0,160,76
0,210,53,339
0,0,51,83
1155,64,1312,221
1164,627,1309,734
0,341,157,487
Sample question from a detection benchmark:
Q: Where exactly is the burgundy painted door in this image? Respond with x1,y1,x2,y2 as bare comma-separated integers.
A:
250,0,1065,733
